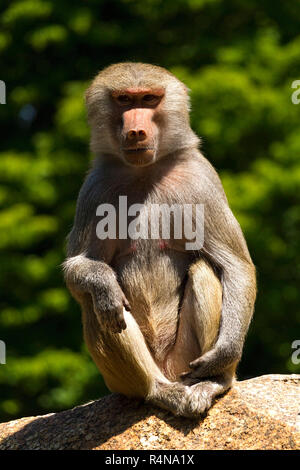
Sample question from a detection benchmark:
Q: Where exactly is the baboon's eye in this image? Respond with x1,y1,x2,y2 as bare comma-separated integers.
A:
143,94,160,104
115,94,131,104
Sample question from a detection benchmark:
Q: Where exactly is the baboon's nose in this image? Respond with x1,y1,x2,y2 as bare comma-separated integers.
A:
127,129,147,142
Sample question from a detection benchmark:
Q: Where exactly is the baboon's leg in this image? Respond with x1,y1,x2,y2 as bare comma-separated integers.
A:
82,295,193,415
161,259,235,416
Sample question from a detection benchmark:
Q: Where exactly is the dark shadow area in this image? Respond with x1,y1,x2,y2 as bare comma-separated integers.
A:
0,393,207,450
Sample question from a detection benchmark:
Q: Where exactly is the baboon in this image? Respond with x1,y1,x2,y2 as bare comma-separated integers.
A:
63,63,256,417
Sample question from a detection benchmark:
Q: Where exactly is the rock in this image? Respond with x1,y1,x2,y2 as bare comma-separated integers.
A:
0,374,299,450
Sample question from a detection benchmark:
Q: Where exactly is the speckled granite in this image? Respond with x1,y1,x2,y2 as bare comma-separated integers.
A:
0,374,299,450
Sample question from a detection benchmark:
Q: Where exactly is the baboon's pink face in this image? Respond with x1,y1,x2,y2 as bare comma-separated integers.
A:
111,87,164,167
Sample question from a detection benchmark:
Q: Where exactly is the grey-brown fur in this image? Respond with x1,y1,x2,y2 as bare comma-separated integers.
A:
63,63,256,417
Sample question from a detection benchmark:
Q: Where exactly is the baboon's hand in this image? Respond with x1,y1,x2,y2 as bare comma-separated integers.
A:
180,344,241,380
88,276,131,333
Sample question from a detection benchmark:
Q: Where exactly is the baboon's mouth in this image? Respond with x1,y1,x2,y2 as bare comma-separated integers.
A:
123,148,153,153
123,147,155,167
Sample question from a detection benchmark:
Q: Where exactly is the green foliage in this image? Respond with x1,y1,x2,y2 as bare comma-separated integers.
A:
0,0,299,422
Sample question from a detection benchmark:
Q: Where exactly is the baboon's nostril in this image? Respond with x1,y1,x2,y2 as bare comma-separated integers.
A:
127,130,137,140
